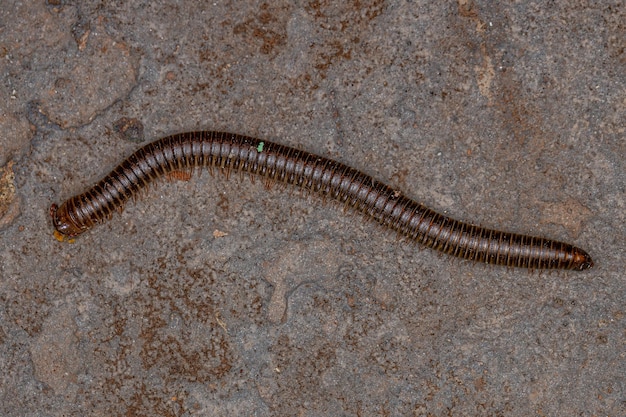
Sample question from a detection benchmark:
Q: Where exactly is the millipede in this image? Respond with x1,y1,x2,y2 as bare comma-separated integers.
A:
50,131,593,270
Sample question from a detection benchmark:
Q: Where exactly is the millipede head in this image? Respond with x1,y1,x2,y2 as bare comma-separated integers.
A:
49,202,88,238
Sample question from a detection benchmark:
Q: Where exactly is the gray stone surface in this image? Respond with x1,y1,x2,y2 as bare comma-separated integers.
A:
0,1,624,415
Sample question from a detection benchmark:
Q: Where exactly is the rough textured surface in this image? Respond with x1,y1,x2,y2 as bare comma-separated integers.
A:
0,1,623,416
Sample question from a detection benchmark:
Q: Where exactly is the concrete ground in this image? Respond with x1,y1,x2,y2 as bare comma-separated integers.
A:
0,1,624,415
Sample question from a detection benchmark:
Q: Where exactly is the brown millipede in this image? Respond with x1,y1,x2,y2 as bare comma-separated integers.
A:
50,131,593,270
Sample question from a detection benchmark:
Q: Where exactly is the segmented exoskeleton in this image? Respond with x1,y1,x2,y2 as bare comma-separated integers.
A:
50,131,593,270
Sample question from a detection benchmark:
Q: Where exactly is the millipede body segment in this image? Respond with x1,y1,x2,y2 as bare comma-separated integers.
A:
50,131,593,270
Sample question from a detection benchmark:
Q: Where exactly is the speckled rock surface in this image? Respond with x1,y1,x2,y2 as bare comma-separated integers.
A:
0,1,624,416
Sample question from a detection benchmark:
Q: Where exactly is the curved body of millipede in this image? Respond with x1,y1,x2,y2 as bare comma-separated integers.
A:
50,131,593,270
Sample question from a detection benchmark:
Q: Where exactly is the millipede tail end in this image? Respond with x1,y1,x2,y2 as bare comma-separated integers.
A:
571,247,594,270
